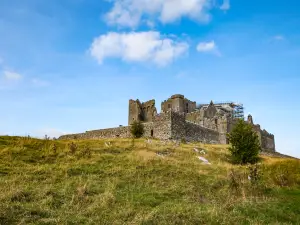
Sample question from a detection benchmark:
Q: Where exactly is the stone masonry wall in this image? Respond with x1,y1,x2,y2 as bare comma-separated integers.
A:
260,131,275,152
171,111,220,144
171,111,186,140
152,112,172,140
59,113,172,140
59,111,220,144
252,124,275,152
59,126,132,140
185,122,220,143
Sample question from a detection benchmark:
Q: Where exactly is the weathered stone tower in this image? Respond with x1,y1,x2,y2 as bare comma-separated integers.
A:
128,99,157,125
161,94,196,113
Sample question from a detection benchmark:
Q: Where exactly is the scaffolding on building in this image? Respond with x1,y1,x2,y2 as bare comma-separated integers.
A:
230,103,244,119
197,101,245,119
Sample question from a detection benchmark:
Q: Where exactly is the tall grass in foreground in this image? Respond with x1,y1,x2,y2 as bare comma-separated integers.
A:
0,136,299,224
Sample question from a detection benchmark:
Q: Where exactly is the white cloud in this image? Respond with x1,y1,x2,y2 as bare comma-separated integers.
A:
196,40,221,56
90,31,189,66
106,0,212,28
220,0,230,11
3,70,22,81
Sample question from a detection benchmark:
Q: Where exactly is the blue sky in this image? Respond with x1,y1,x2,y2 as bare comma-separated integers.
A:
0,0,299,157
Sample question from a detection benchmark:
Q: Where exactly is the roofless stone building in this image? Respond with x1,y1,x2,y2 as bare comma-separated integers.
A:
59,94,275,152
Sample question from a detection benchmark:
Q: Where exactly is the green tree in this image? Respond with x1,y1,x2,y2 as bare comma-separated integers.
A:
227,119,261,164
130,121,144,138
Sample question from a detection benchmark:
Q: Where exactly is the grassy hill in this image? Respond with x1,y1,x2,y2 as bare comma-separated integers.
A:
0,136,299,225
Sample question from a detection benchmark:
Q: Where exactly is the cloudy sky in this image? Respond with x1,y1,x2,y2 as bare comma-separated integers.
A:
0,0,299,157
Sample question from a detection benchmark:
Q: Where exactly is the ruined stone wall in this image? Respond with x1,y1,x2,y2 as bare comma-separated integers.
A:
185,122,220,143
161,99,172,113
171,111,186,140
59,111,220,144
59,112,172,141
251,124,275,152
186,110,203,124
128,99,142,125
217,116,231,144
186,109,232,144
170,111,220,143
128,99,157,125
152,112,172,140
161,94,196,113
185,99,197,113
260,131,275,152
59,126,132,140
142,100,157,123
171,95,185,112
59,132,88,140
186,110,228,131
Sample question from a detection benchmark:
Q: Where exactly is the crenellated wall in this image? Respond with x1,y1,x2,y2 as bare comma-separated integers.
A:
259,129,275,152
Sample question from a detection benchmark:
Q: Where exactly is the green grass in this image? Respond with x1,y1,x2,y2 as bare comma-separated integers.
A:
0,136,299,224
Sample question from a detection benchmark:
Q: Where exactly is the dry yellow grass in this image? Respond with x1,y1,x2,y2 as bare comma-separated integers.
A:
0,136,299,224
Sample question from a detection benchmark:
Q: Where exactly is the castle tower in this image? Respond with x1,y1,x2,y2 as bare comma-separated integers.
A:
128,99,143,125
248,114,254,125
170,94,185,112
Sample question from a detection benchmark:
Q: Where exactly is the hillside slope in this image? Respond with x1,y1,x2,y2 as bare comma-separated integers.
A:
0,136,299,224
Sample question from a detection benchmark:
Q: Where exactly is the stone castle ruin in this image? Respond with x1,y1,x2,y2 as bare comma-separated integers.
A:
59,94,275,152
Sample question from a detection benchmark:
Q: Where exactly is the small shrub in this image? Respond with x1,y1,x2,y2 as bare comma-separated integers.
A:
69,142,78,154
130,121,144,138
180,138,186,144
247,163,268,194
82,145,92,157
10,191,32,202
52,144,58,154
227,119,261,164
247,164,262,185
228,169,243,193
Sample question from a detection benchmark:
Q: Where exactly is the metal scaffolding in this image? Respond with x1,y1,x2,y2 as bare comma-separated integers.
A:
197,101,245,119
230,103,244,119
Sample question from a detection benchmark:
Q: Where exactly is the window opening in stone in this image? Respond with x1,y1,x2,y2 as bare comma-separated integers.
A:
151,130,154,137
